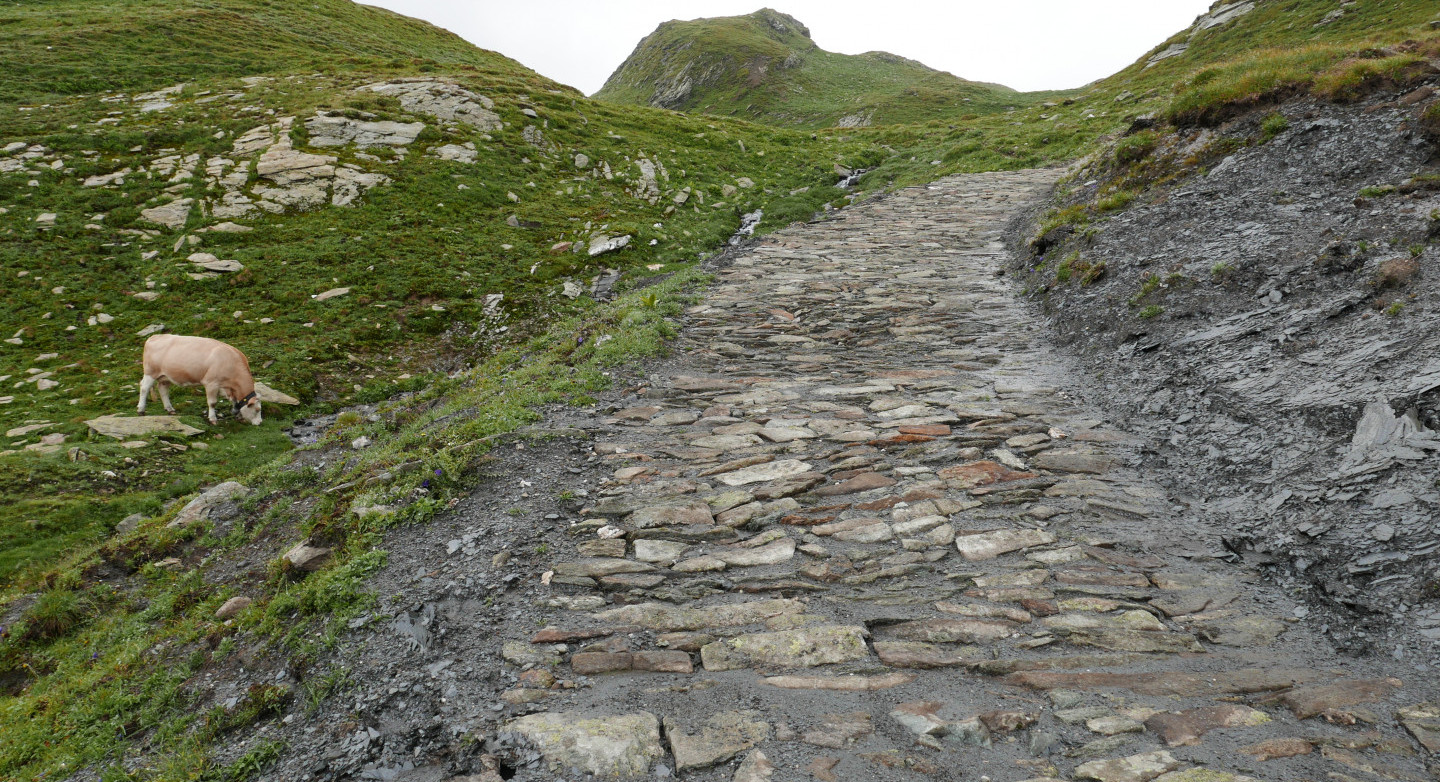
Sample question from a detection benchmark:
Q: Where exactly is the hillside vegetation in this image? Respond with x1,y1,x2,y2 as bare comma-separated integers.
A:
595,8,1055,128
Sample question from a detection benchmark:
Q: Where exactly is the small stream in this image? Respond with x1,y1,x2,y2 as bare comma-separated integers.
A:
728,209,763,245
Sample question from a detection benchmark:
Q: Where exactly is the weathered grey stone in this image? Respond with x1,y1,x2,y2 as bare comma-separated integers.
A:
1397,702,1440,752
553,558,658,578
629,501,713,528
1073,751,1181,782
1143,705,1269,747
283,542,332,572
700,625,870,671
956,529,1057,560
594,599,803,631
802,711,872,748
714,459,813,486
87,415,204,439
170,481,250,526
304,115,424,148
253,381,300,405
215,596,252,619
666,710,771,771
139,198,193,230
507,711,665,779
732,750,774,782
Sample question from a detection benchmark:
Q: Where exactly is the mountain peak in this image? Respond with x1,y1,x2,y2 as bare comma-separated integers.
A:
594,7,1016,128
747,8,811,40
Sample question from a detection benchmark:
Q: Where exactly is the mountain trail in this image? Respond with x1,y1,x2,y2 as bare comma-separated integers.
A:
260,170,1439,782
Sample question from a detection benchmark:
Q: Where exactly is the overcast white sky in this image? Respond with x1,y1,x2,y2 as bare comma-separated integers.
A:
363,1,1216,94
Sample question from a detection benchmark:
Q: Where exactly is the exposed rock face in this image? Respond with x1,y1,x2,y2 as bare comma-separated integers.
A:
139,198,193,230
362,78,502,131
1014,92,1440,646
303,114,425,148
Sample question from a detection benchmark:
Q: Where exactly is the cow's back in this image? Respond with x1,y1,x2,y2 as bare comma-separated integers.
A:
143,335,245,385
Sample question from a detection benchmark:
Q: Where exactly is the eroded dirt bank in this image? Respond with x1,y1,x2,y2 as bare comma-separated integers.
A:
213,170,1440,782
1010,88,1440,667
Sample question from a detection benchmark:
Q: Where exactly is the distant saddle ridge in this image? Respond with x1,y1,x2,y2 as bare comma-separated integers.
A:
594,8,1022,129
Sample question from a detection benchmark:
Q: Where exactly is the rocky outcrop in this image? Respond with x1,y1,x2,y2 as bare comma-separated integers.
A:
362,78,502,131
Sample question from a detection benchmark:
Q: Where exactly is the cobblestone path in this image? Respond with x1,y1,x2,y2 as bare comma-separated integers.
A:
275,170,1440,782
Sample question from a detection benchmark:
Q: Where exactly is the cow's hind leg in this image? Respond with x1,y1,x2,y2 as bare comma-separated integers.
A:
138,375,155,414
159,380,176,415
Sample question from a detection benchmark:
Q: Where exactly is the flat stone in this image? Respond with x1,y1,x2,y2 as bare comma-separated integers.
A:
935,601,1032,623
1239,737,1314,761
692,434,763,451
1144,705,1269,747
1044,611,1165,632
700,625,870,671
553,558,658,578
714,459,813,486
629,501,714,528
803,711,873,748
1073,750,1181,782
873,641,983,668
572,652,634,674
666,710,771,772
1033,451,1120,474
506,711,665,779
890,701,949,736
763,672,915,691
1152,772,1260,782
1192,616,1286,646
813,472,896,496
757,426,817,443
718,538,796,567
502,641,564,666
634,539,689,562
733,750,775,782
87,414,203,439
956,529,1057,560
938,460,1037,488
1264,678,1402,719
1397,702,1440,752
1064,628,1202,654
1086,715,1146,735
594,599,803,631
1005,668,1323,696
887,618,1017,644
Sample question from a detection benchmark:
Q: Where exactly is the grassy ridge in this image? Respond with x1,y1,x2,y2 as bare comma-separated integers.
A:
594,8,1051,128
0,0,555,106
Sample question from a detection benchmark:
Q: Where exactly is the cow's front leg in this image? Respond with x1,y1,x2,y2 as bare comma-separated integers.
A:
138,375,155,414
205,385,219,425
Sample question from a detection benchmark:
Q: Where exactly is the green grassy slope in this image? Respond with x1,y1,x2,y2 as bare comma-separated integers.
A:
0,0,559,106
0,2,875,604
856,0,1440,189
594,8,1047,127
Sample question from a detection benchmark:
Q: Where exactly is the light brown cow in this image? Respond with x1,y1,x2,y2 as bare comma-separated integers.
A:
138,334,262,425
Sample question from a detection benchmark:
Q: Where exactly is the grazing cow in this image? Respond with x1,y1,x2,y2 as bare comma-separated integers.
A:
138,334,262,425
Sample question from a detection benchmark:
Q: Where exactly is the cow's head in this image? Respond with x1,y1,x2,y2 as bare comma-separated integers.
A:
234,391,263,425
